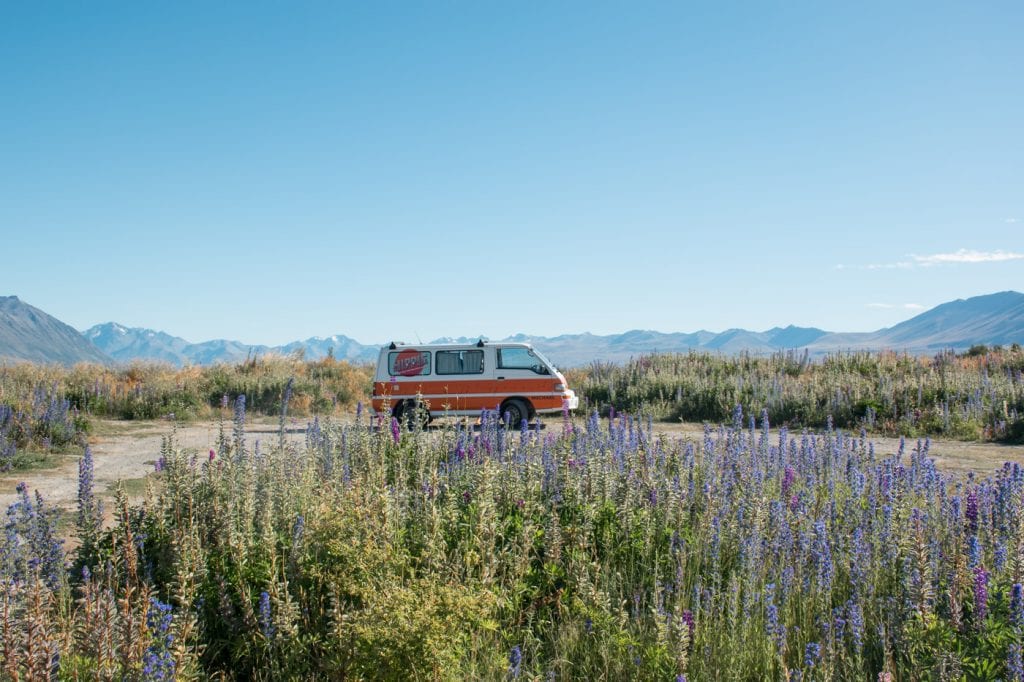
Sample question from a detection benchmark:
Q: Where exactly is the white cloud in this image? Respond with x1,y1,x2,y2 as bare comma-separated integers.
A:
864,261,913,270
910,248,1024,265
844,248,1024,270
867,302,926,311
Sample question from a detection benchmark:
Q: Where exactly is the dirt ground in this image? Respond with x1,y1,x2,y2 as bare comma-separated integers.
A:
0,417,308,511
1,415,1022,513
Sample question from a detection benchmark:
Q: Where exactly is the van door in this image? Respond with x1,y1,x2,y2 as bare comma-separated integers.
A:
432,347,494,413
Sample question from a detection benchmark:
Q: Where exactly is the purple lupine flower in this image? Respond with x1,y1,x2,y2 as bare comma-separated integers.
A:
259,591,275,638
847,599,864,653
813,519,833,593
1011,583,1024,628
782,466,796,499
1009,643,1024,681
968,535,982,568
232,394,247,461
804,641,821,668
142,598,176,681
966,488,979,533
833,609,846,643
508,645,522,678
5,483,65,589
77,446,102,546
765,584,785,655
681,609,695,646
974,566,989,625
390,417,401,444
995,542,1008,572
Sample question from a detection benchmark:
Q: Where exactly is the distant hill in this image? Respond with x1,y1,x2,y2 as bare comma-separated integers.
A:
84,323,375,365
82,291,1024,367
874,290,1024,348
805,291,1024,353
483,327,829,367
9,291,1023,369
83,323,196,365
0,296,112,365
436,293,1022,364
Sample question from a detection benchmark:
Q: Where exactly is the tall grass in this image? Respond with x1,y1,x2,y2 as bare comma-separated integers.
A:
569,347,1024,442
0,355,371,421
3,403,1024,679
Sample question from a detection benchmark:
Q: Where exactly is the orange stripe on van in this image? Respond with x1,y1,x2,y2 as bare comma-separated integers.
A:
373,378,556,395
371,377,567,414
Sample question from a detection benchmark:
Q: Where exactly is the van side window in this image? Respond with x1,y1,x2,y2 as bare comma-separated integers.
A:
498,348,549,375
436,350,484,375
388,351,431,376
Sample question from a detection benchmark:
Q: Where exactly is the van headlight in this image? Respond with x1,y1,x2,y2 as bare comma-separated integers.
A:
554,383,565,392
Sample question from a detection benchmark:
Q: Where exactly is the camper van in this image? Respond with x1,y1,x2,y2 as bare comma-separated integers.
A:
371,340,579,426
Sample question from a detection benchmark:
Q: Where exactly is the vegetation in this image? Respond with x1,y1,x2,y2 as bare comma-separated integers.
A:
0,382,86,470
4,402,1024,679
569,346,1024,443
0,356,371,468
1,344,1021,472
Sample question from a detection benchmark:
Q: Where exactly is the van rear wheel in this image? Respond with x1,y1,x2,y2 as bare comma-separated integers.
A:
501,399,530,428
395,400,431,430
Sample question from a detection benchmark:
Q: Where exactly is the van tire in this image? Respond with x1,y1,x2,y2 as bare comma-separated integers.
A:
396,400,431,430
501,399,530,428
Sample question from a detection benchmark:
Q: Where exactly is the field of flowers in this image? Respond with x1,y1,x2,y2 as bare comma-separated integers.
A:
570,346,1024,443
3,397,1024,680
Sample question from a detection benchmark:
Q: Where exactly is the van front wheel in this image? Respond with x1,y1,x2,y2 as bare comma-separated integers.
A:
501,399,530,428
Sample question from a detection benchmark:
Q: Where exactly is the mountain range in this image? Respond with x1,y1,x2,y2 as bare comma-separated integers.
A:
1,291,1022,367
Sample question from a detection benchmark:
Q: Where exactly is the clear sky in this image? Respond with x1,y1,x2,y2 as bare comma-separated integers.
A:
2,2,1021,346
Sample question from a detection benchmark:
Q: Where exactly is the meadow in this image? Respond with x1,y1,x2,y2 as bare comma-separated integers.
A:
2,344,1022,472
568,345,1024,444
4,398,1024,679
0,355,370,470
1,347,1023,679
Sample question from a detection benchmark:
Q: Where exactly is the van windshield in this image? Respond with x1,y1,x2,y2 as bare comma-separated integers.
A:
531,349,557,372
498,347,554,375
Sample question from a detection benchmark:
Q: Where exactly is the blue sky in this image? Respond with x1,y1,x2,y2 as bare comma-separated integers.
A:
2,2,1021,346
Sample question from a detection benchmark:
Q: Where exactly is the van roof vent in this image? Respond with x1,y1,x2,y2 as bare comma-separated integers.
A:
476,339,485,347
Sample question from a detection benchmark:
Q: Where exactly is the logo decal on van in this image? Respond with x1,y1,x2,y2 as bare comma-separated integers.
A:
394,349,429,377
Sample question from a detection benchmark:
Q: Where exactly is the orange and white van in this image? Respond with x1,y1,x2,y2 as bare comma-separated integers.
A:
371,340,579,425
